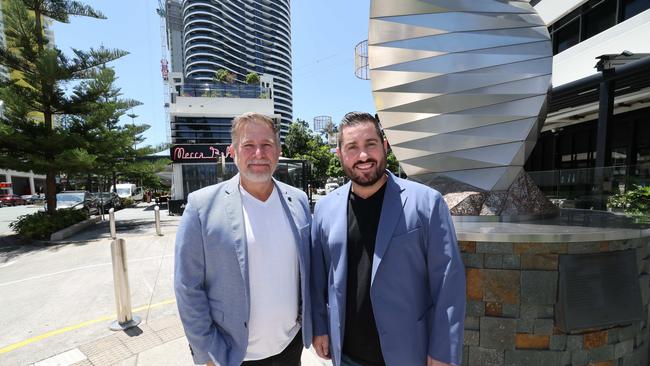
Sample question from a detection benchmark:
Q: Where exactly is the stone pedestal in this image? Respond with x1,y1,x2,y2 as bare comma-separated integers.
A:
455,210,650,366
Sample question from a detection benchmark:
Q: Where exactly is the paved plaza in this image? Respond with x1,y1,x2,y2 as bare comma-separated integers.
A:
0,203,330,366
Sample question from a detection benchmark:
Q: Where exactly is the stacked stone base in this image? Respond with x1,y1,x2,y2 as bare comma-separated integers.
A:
460,238,650,366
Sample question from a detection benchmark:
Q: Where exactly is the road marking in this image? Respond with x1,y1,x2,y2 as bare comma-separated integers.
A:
0,260,17,269
0,299,177,355
0,254,173,287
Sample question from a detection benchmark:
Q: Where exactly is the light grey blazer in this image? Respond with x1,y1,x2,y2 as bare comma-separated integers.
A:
174,175,312,365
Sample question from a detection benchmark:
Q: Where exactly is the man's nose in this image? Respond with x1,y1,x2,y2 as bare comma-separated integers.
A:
359,150,369,160
254,146,264,157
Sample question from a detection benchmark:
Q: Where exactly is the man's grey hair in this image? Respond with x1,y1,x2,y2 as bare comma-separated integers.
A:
231,112,279,147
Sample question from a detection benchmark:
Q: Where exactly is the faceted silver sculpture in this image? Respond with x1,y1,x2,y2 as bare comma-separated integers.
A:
368,0,556,216
369,0,552,192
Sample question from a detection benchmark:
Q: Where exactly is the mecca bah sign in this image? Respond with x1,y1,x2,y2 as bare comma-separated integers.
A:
170,144,233,163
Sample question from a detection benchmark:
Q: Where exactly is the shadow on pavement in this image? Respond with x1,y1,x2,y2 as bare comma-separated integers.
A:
142,203,168,211
0,234,85,262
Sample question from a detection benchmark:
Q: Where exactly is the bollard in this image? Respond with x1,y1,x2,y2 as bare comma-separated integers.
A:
109,238,141,331
109,208,116,239
154,205,162,236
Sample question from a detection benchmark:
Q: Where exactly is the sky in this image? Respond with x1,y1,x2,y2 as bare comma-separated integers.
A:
52,0,375,147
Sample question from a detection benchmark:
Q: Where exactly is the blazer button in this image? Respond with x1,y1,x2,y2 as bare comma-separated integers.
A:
244,321,247,328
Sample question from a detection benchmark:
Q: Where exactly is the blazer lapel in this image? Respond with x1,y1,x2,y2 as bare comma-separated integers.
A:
223,175,250,300
371,173,407,287
329,182,351,337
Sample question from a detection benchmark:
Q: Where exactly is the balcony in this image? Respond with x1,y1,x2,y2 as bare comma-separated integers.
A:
178,83,270,99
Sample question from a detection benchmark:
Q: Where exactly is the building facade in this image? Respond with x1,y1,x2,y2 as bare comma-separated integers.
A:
180,0,293,141
167,73,307,206
525,0,650,207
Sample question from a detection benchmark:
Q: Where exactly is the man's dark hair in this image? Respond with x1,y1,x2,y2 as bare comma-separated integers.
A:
338,111,383,148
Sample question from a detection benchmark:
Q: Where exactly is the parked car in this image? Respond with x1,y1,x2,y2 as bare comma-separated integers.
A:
0,194,27,206
52,191,100,215
110,183,144,201
92,192,122,211
316,187,326,195
325,182,340,194
20,194,44,204
154,194,170,204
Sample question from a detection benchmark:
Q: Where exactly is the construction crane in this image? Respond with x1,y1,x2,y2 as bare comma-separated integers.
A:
156,0,171,144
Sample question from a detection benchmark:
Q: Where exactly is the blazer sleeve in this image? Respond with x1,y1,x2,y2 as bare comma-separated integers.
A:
174,196,228,365
426,194,466,366
310,203,329,337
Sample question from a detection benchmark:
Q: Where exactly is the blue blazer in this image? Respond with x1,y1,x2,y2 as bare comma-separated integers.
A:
174,175,312,365
311,172,465,366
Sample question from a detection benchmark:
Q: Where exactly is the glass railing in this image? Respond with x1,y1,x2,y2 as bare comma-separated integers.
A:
527,163,650,214
179,83,270,99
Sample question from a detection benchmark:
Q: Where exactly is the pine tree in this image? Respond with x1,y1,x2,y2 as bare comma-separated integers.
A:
67,67,169,194
0,0,127,213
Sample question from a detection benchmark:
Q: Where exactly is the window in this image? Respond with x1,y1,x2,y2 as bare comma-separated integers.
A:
554,20,580,54
549,0,650,54
583,0,617,40
622,0,650,20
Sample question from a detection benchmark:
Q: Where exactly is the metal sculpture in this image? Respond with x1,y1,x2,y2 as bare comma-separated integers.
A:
368,0,555,216
369,0,551,191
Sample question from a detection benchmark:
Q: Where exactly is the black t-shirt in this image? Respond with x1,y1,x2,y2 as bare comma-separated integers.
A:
343,182,387,366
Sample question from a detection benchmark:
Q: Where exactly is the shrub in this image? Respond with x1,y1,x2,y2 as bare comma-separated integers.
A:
245,72,260,84
608,185,650,216
121,197,134,207
10,209,88,240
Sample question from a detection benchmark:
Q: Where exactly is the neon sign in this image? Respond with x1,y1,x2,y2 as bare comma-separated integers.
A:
170,144,233,163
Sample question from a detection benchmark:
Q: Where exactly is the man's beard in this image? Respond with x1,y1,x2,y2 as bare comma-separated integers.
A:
343,157,387,187
237,159,275,183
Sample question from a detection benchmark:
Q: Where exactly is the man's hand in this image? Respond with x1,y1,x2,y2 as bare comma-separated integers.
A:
427,356,450,366
313,335,331,360
206,361,215,366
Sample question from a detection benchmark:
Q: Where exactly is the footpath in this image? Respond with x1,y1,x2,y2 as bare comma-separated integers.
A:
0,203,330,366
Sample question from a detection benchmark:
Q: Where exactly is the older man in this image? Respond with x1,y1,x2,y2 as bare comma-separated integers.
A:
175,112,312,366
311,112,466,366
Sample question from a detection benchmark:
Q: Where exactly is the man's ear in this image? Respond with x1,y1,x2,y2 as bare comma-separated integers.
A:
227,145,235,158
336,147,342,161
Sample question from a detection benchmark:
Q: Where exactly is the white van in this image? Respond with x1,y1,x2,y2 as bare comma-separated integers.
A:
325,182,339,194
111,183,144,201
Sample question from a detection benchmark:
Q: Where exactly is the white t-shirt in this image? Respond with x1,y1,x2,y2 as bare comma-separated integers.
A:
240,185,300,360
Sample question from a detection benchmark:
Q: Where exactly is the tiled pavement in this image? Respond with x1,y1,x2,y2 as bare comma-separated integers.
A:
31,315,331,366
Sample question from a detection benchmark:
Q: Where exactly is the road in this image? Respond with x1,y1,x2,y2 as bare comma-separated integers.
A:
0,205,40,236
0,204,181,366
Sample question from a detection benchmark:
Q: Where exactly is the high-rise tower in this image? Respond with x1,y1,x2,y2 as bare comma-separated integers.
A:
182,0,292,140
